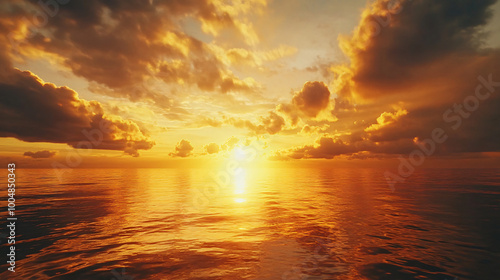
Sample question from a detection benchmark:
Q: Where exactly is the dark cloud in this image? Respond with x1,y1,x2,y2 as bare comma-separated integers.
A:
292,0,500,159
278,0,500,160
291,81,331,117
23,150,56,159
1,0,258,107
276,81,333,128
338,0,498,99
0,69,154,156
170,139,194,157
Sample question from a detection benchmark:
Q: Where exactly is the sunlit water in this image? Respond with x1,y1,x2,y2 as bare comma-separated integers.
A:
1,167,499,279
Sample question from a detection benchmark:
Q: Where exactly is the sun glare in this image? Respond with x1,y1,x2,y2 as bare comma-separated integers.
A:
234,198,247,203
234,168,246,195
232,147,248,161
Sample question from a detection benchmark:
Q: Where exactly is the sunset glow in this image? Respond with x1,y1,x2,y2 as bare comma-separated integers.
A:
1,0,500,279
0,0,498,169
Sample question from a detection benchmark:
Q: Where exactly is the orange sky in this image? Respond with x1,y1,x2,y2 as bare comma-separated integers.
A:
1,0,500,168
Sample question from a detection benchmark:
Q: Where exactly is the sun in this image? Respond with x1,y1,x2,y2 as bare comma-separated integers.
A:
229,144,262,163
232,147,248,161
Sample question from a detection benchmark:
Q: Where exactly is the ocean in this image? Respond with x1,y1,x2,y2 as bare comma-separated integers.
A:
1,167,499,279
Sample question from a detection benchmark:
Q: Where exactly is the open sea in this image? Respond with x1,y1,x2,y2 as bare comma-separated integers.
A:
0,167,499,279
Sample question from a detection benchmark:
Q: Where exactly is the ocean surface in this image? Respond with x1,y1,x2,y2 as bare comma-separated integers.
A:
0,167,499,279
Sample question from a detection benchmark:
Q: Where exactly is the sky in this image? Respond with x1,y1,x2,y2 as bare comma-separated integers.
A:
1,0,500,168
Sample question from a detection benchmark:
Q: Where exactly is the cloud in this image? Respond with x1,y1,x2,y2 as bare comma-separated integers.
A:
220,81,333,136
365,108,408,133
282,0,500,159
205,142,220,154
196,116,223,128
288,136,356,159
170,139,194,157
0,69,154,156
345,0,500,155
259,111,286,134
156,55,259,95
1,0,265,107
276,81,334,128
3,0,500,162
336,0,498,100
23,150,56,159
285,135,418,160
219,81,332,135
301,124,330,134
221,136,240,151
220,45,297,67
276,105,300,129
291,81,331,118
199,0,267,45
224,111,285,135
267,151,291,161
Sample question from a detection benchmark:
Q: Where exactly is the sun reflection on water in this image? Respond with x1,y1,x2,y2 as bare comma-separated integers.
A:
234,167,247,203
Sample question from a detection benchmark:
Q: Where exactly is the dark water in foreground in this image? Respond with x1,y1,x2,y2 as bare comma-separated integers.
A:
0,167,499,279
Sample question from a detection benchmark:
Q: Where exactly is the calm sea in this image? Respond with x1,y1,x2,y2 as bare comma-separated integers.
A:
0,167,499,279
